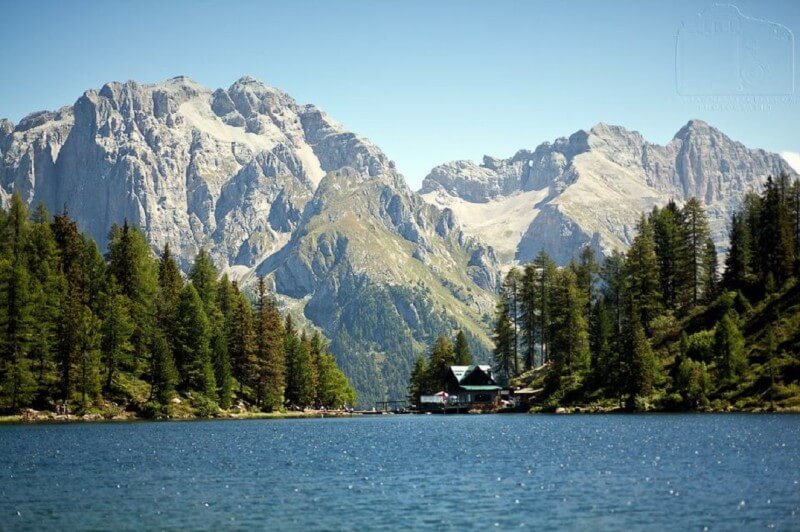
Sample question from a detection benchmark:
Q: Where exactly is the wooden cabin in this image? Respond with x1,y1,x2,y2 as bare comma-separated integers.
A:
446,365,502,405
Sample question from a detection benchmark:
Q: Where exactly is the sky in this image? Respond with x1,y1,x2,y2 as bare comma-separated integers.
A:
1,0,799,189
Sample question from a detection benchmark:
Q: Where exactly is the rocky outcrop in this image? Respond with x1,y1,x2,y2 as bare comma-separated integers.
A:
421,120,796,264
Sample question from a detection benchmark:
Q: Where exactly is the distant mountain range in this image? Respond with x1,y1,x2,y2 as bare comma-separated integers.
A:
1,76,795,403
421,120,797,265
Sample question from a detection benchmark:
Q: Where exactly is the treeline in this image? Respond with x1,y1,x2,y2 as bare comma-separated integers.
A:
0,194,355,416
407,330,473,402
493,173,800,409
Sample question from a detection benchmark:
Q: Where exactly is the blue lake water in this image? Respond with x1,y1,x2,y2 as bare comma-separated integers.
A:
1,414,798,530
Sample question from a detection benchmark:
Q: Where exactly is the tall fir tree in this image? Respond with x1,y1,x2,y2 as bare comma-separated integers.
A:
723,212,752,290
714,314,746,380
453,330,473,366
492,298,515,380
427,335,455,392
625,216,663,330
174,284,217,399
254,276,285,411
520,263,538,370
679,197,712,309
533,251,557,364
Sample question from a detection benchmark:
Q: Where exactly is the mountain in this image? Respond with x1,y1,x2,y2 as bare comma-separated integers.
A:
420,121,797,265
0,76,499,406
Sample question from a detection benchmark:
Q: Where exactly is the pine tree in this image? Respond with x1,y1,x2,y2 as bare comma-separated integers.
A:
189,248,218,310
703,237,718,303
574,245,599,312
107,220,157,373
757,175,795,287
651,202,682,308
315,350,356,409
453,330,473,366
533,251,557,364
408,354,428,403
0,194,37,409
520,263,537,370
150,332,178,405
589,298,615,389
26,203,60,400
492,297,514,380
77,305,102,408
157,244,183,318
100,282,134,393
625,216,663,329
254,276,285,411
624,318,657,409
549,269,590,379
678,198,712,309
427,335,455,392
285,326,315,408
723,212,752,290
714,313,746,380
228,289,256,395
174,285,216,398
502,268,521,375
53,212,87,405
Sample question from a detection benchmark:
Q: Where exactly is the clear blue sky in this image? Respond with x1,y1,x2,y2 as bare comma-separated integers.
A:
1,0,798,188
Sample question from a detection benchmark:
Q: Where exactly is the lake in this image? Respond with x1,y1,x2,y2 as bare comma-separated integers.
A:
1,414,798,530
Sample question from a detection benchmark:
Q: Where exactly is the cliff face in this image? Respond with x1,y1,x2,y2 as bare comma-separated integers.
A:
421,120,797,265
0,76,499,405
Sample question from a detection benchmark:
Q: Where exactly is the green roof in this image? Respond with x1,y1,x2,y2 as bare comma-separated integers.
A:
459,385,502,391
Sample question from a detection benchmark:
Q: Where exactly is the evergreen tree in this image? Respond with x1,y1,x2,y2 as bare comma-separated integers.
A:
624,318,657,408
254,276,285,411
174,285,216,398
77,305,102,408
714,313,746,380
0,194,36,409
678,198,712,309
150,332,178,405
574,245,599,312
427,335,455,392
285,326,315,408
315,350,356,409
519,263,537,370
625,216,662,329
99,282,134,393
702,238,718,303
53,212,87,405
189,248,218,310
228,289,256,395
589,298,615,389
502,268,521,375
756,175,795,287
533,251,557,364
651,202,682,308
408,354,428,403
453,330,473,366
492,297,514,380
723,212,752,290
107,220,157,373
26,203,61,400
549,269,590,380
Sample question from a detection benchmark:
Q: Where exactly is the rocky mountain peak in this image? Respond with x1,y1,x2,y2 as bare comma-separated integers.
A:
421,120,797,266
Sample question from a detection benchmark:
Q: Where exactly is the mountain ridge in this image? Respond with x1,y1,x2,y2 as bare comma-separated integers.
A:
420,119,796,265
